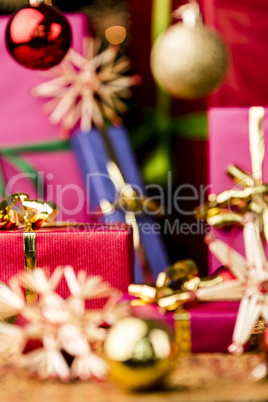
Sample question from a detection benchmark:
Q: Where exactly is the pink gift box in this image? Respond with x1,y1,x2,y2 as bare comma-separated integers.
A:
208,107,268,272
125,296,239,353
0,13,91,223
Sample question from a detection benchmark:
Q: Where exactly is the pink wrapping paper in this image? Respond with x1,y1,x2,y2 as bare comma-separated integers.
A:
187,301,239,353
0,223,133,308
0,14,91,223
125,295,239,353
208,107,268,272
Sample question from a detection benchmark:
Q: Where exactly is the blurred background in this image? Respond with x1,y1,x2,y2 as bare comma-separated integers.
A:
2,0,268,275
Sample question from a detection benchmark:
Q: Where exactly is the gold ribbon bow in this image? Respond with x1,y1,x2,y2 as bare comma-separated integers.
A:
0,193,59,302
128,259,226,312
195,107,268,239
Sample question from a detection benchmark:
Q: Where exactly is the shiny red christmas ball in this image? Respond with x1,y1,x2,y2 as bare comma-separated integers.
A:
6,4,71,70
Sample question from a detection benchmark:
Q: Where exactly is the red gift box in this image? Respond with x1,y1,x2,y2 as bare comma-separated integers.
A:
1,223,133,307
202,0,268,107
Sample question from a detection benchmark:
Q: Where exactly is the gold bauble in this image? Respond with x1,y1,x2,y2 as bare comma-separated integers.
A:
104,317,177,391
151,21,229,99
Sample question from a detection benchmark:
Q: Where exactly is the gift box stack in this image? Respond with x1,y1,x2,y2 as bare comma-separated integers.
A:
1,0,268,391
126,0,268,358
0,12,133,301
0,6,169,294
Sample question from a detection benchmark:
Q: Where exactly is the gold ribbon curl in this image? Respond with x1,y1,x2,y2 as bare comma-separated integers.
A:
0,193,59,302
128,259,225,312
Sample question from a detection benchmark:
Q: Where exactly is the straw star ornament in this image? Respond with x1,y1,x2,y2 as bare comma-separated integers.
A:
32,39,140,137
0,266,126,381
207,215,268,354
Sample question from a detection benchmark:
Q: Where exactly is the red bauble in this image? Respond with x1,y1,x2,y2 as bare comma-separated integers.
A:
6,4,71,70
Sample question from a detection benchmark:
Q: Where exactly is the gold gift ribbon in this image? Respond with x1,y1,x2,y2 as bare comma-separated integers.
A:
0,193,59,302
129,260,226,355
129,258,267,353
129,260,197,354
174,310,266,355
174,310,192,355
129,259,225,311
195,107,268,237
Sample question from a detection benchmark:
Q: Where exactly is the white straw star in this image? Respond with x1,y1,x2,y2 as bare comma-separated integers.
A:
207,214,268,354
32,38,140,136
0,267,127,381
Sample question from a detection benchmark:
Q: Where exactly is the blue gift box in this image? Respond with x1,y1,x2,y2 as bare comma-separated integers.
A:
72,126,169,283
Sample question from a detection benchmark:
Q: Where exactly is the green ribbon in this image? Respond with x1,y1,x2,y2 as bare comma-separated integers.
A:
131,110,207,150
130,1,208,186
152,0,172,118
0,140,71,197
130,110,207,186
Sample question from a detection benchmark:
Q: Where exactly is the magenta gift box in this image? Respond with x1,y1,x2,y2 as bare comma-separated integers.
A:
177,301,239,354
128,297,239,353
0,14,91,223
208,107,268,273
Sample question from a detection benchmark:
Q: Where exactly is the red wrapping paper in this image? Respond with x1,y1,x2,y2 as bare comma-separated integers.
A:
1,223,133,307
202,0,268,107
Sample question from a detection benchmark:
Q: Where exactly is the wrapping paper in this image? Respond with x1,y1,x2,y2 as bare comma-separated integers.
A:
0,223,133,307
202,0,268,107
208,107,268,272
72,127,169,283
177,301,239,354
128,298,239,353
0,14,91,223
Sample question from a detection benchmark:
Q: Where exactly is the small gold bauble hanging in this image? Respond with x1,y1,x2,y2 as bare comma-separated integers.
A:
150,3,229,99
104,317,178,391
